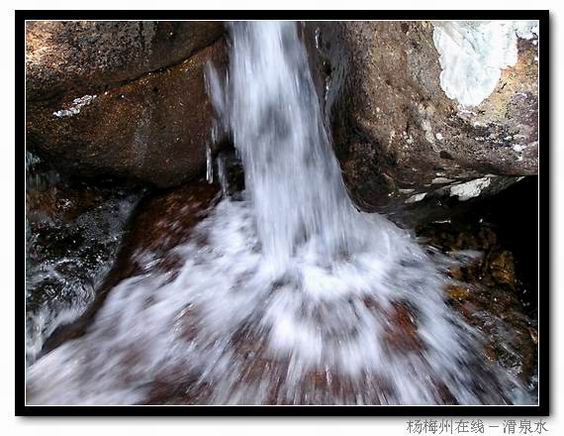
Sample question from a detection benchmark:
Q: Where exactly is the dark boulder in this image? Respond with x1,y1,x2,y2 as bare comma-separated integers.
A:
39,179,221,357
25,152,141,362
26,21,227,187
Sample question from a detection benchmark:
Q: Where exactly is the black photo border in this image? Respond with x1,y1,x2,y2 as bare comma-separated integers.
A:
15,9,550,417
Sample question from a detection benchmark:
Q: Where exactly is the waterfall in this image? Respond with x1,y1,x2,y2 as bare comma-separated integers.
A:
207,22,353,268
27,21,531,405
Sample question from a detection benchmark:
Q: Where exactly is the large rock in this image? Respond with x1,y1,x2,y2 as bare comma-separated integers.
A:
26,21,227,187
308,21,539,212
26,21,224,99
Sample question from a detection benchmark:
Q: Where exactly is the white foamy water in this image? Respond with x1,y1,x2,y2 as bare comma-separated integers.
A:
27,21,531,405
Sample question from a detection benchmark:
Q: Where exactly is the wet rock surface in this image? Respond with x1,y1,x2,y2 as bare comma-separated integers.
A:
416,177,538,390
39,179,220,357
308,21,538,212
142,296,509,405
25,152,141,362
144,193,539,405
32,177,538,405
27,21,227,188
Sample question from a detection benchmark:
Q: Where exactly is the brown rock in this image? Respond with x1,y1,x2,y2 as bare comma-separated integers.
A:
489,250,517,287
26,21,225,99
308,21,539,212
419,217,537,385
26,21,227,187
117,180,220,278
383,301,424,354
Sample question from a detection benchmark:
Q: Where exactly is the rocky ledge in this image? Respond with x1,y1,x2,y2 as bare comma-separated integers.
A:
26,21,227,188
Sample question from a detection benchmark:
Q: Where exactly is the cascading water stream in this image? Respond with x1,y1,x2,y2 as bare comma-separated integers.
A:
26,21,532,405
207,21,355,270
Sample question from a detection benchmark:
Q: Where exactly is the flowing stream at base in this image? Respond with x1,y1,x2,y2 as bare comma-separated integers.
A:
27,21,533,405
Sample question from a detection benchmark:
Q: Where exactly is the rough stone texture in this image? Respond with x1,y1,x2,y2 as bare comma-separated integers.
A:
308,21,539,212
26,21,227,187
26,21,225,100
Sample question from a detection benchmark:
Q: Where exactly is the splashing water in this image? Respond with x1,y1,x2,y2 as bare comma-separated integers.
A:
27,21,532,405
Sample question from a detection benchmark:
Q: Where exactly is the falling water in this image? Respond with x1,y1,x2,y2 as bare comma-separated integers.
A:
27,21,532,405
207,22,353,268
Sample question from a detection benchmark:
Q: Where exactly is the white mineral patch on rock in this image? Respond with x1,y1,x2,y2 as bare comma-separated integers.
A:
421,119,435,144
449,176,493,201
432,177,453,184
398,188,415,194
53,95,97,118
512,144,525,153
432,20,538,107
514,21,539,40
405,192,427,203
